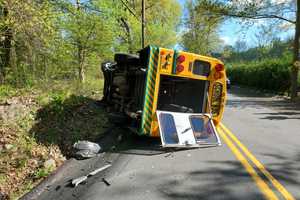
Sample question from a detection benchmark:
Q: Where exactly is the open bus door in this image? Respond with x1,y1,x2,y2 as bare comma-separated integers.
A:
157,111,221,147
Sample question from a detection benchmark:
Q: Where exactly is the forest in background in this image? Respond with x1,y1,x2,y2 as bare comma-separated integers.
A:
0,0,181,87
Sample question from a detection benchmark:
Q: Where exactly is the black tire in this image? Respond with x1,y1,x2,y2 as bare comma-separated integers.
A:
114,53,139,65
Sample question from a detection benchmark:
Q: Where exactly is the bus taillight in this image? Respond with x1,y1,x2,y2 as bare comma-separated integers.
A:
215,64,224,71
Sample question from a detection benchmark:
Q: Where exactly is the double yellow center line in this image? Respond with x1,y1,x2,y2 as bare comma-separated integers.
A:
218,123,295,200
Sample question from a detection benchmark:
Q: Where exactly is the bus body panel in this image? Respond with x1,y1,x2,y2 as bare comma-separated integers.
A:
139,45,227,137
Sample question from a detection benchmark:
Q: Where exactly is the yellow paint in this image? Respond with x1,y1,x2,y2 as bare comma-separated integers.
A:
150,49,163,137
148,47,227,137
217,127,279,200
220,123,296,200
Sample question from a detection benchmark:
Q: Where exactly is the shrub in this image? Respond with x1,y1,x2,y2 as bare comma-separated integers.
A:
227,57,292,92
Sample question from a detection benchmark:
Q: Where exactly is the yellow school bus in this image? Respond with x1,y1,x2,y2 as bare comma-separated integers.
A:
101,45,226,146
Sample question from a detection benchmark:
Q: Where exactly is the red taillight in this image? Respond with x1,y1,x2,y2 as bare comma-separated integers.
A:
176,64,184,73
177,55,185,63
215,64,224,71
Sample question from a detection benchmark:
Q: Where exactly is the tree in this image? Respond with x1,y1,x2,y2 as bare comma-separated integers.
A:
59,0,118,83
0,4,11,83
193,0,299,99
234,40,247,52
181,0,223,55
0,0,57,85
117,0,182,52
0,0,182,85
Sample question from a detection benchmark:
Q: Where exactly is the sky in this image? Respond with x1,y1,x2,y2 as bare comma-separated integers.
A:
177,0,294,48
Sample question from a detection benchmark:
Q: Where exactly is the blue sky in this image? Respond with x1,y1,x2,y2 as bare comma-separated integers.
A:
178,0,294,48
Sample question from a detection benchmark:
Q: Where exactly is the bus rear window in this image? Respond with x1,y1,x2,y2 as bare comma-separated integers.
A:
193,60,210,76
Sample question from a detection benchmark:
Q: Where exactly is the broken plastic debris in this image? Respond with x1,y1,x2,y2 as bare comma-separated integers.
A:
71,164,112,187
73,141,101,152
75,150,97,159
73,141,101,159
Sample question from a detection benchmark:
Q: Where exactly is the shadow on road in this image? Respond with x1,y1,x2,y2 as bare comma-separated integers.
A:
111,132,213,156
157,156,300,200
156,160,263,200
260,152,300,186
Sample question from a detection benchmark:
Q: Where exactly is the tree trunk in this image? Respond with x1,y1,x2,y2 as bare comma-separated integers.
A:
291,0,300,99
0,6,12,84
10,35,19,85
120,18,133,53
76,0,85,83
77,44,85,83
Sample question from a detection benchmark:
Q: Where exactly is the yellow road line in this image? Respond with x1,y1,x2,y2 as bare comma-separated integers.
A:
220,123,295,200
217,127,279,200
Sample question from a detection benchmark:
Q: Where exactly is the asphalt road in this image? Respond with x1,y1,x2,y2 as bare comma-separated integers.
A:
36,86,300,200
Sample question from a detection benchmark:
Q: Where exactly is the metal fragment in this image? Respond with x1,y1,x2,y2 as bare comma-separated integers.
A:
71,164,112,187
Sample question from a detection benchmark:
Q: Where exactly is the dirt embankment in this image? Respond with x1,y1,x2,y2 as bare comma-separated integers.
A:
0,92,107,199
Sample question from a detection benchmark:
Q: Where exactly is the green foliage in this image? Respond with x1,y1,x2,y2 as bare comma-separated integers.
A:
227,57,292,92
0,85,17,101
0,0,182,86
223,39,293,63
34,168,51,179
116,0,182,52
181,0,223,55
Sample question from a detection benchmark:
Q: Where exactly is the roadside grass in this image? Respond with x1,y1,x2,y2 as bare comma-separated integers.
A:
0,77,107,199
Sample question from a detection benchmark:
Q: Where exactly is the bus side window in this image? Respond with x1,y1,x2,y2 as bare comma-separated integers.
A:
193,60,211,76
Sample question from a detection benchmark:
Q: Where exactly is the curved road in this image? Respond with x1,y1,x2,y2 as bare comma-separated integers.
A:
36,86,300,200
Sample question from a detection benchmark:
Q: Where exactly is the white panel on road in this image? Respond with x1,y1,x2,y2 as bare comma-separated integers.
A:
156,111,221,147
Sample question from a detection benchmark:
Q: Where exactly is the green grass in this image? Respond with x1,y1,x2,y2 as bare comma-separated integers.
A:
0,85,25,103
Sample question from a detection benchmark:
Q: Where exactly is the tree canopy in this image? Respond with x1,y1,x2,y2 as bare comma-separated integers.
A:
0,0,182,84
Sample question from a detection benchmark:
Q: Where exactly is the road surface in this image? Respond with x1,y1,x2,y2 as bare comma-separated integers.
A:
36,86,300,200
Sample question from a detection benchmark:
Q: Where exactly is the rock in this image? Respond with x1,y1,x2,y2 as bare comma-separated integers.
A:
44,159,56,169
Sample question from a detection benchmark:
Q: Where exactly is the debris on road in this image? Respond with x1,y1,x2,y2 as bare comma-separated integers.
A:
73,141,101,159
102,178,111,186
71,164,111,187
164,152,173,158
72,176,88,187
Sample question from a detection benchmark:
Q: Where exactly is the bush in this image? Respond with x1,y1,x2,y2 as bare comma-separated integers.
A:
227,57,292,92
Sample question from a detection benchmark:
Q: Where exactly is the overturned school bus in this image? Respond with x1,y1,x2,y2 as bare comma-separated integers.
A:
101,45,227,147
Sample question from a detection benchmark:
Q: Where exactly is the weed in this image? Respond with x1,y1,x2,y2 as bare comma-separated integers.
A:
34,168,51,179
